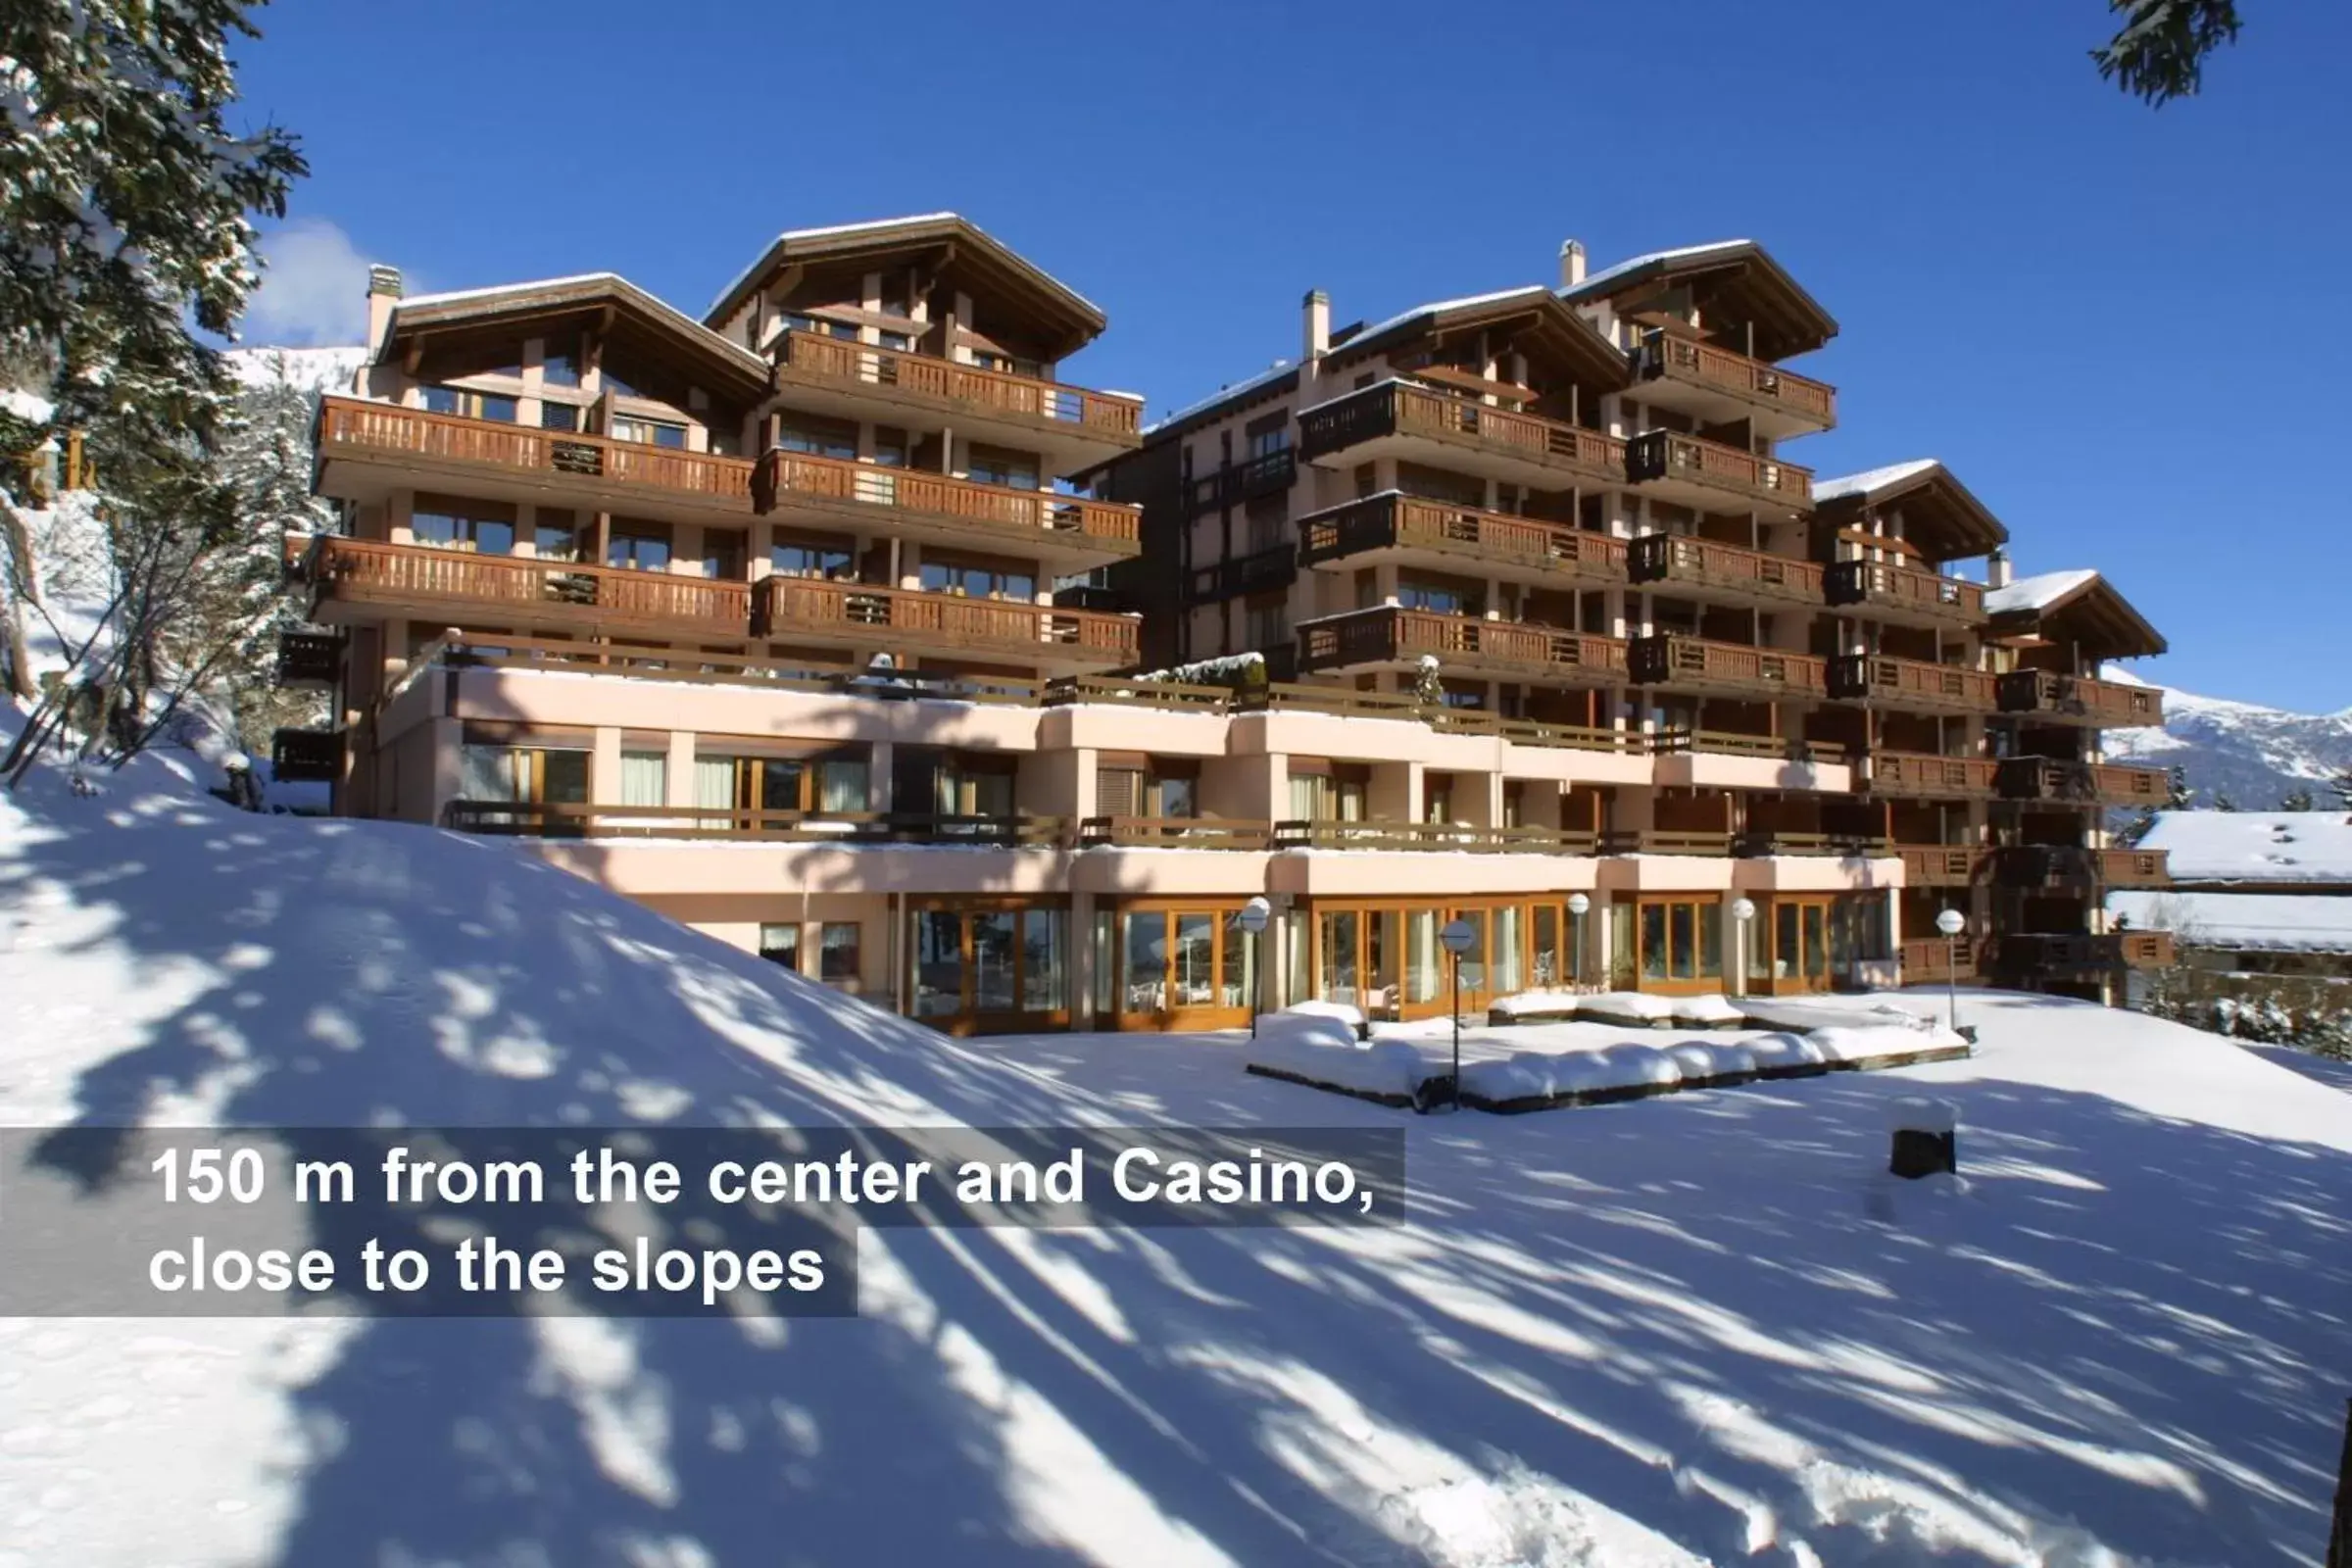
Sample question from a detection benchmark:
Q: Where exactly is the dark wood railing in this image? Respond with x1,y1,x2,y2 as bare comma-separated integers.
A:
1825,559,1984,623
444,802,1072,846
773,328,1142,437
1996,669,2165,727
1993,846,2170,888
410,633,1046,705
1735,830,1891,858
1298,493,1628,581
1634,331,1837,424
754,576,1139,664
1902,935,1983,983
1997,931,2172,973
1625,429,1813,508
270,727,342,783
1997,757,2171,806
1630,634,1829,697
1651,728,1839,762
1598,829,1736,856
1078,816,1276,850
1897,845,1990,886
752,449,1140,553
1829,653,2000,712
1868,753,2000,798
305,536,753,635
1628,533,1824,604
1298,606,1626,682
1296,381,1624,481
1271,820,1599,854
318,396,754,505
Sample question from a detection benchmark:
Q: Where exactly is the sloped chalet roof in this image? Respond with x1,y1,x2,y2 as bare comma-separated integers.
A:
1560,239,1838,361
381,273,772,404
1985,567,2167,661
1810,458,2010,564
1323,283,1631,394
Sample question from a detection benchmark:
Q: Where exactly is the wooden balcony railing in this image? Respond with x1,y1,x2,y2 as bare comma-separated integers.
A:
1997,931,2170,974
752,449,1140,554
1652,728,1841,763
2119,930,2176,967
1992,846,2170,889
1630,634,1829,698
1996,669,2164,728
1996,758,2171,807
1824,559,1984,624
1186,449,1296,514
1828,653,1999,712
1077,816,1276,850
444,802,1073,846
272,629,342,688
1625,429,1812,509
317,396,754,506
1866,752,2000,799
1271,820,1599,855
270,727,342,783
1633,331,1837,425
773,329,1142,439
753,576,1139,665
1297,493,1628,581
2098,849,2171,886
305,536,753,634
1902,935,1982,984
1627,534,1824,606
408,632,1047,706
1297,606,1626,683
1896,845,1990,886
1192,544,1296,604
1734,830,1891,858
1295,381,1624,483
1598,829,1736,856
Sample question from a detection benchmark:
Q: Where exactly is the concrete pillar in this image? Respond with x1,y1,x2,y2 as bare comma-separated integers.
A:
591,726,623,805
664,729,697,809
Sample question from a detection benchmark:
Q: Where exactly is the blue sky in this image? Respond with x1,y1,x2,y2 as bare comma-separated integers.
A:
227,0,2350,711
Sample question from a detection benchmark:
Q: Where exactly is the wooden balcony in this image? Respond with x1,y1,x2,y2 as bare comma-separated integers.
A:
1626,534,1824,610
1598,829,1735,856
1992,846,2170,889
1996,669,2164,728
1996,757,2171,807
270,727,343,783
1895,845,1990,887
1629,634,1828,700
752,576,1138,671
752,449,1141,568
1734,829,1891,858
1996,931,2171,975
1270,820,1599,855
1823,560,1985,630
1296,606,1626,686
272,629,342,688
1901,935,1982,984
445,803,1074,847
1295,381,1624,490
1190,544,1296,605
1828,653,1999,713
1297,493,1628,588
1185,450,1297,515
1632,331,1836,437
314,396,754,516
2119,930,2175,967
1864,752,1999,800
769,328,1142,466
1624,429,1812,516
2099,848,2171,887
1078,816,1276,851
300,536,753,639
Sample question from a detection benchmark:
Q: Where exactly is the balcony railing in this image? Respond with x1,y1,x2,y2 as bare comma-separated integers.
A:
1627,534,1824,607
1624,429,1812,510
1865,752,1999,799
1633,332,1837,426
317,396,754,506
1996,669,2164,728
1651,728,1840,763
1598,829,1736,856
1296,381,1624,483
1078,816,1276,851
1992,846,2171,889
303,536,753,635
1901,935,1982,984
1828,653,1999,712
1191,544,1297,604
1824,559,1984,625
772,328,1142,439
753,576,1139,665
445,802,1073,846
1896,845,1990,886
270,727,343,783
1271,820,1600,854
1996,931,2172,974
1629,634,1828,699
1996,758,2171,807
1297,606,1626,684
752,449,1141,555
1186,449,1297,514
1734,829,1891,858
273,629,342,688
1298,493,1627,582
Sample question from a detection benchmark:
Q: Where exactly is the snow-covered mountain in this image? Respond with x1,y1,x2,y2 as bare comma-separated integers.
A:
224,343,367,395
2105,670,2352,808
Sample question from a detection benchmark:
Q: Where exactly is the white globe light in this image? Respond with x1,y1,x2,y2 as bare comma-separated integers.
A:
1568,893,1591,916
1731,898,1756,923
1936,908,1967,937
1237,897,1272,934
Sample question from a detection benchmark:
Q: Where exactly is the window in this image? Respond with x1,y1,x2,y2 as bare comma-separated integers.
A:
1396,576,1482,617
702,533,746,581
612,416,688,449
775,414,858,461
919,558,1035,602
771,535,856,579
819,923,861,985
971,348,1043,378
967,444,1041,492
782,312,858,341
879,272,913,318
533,509,579,562
539,401,582,432
759,923,800,970
1424,775,1454,824
1638,897,1723,984
411,495,515,555
540,335,580,387
1397,462,1485,509
607,524,671,571
1244,595,1289,652
458,743,589,812
716,752,870,815
879,330,912,353
422,385,517,423
618,751,667,808
872,425,909,468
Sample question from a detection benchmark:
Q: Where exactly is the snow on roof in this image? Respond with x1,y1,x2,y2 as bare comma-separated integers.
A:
2139,810,2352,884
1337,284,1554,348
390,272,766,379
1563,239,1756,299
1143,359,1297,435
1812,459,1941,504
1985,568,2098,617
704,212,1101,326
394,272,625,311
2109,890,2352,953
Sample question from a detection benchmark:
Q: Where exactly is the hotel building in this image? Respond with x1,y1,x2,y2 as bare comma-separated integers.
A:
274,218,2173,1034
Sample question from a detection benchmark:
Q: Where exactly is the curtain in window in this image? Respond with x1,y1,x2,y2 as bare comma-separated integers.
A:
695,759,734,810
460,746,516,803
819,760,868,813
1289,775,1322,821
619,752,668,808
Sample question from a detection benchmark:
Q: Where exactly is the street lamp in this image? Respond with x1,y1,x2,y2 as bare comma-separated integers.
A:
1935,907,1967,1035
1567,892,1590,991
1731,897,1757,1000
1438,917,1476,1111
1238,897,1271,1038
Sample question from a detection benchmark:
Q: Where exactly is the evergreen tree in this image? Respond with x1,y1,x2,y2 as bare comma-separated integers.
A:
2213,791,2238,812
2094,0,2243,105
0,0,304,770
2166,764,2194,809
2279,786,2315,812
2331,765,2352,813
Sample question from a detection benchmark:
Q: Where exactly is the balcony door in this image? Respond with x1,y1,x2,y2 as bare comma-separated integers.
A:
1110,905,1252,1031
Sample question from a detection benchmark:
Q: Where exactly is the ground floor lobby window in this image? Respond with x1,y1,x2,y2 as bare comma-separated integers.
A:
1293,898,1570,1021
1093,901,1260,1032
906,900,1067,1035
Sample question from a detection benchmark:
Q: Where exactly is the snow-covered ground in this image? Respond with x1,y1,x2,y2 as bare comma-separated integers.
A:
4,711,2352,1567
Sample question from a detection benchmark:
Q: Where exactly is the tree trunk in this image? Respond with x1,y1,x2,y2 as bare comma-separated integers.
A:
1,499,40,701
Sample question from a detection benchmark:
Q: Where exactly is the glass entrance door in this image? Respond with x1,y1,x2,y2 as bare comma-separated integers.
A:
906,903,1069,1033
1113,906,1253,1030
1768,898,1834,993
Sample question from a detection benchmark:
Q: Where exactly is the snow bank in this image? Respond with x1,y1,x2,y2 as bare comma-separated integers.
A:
1573,991,1675,1027
1885,1096,1961,1135
1662,1037,1760,1082
1487,990,1581,1022
1810,1022,1966,1065
1258,999,1364,1045
1669,993,1746,1027
1459,1041,1681,1105
1245,1033,1427,1103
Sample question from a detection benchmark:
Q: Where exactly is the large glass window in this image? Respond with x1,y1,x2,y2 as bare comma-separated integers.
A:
1396,575,1482,617
1172,914,1216,1007
612,416,689,449
618,752,667,808
533,508,579,562
539,335,580,388
1319,909,1360,1007
967,444,1042,491
973,912,1018,1014
759,923,800,970
1022,910,1065,1012
422,385,516,423
411,497,515,555
775,414,858,461
771,535,856,580
607,527,670,571
919,558,1036,602
819,923,860,986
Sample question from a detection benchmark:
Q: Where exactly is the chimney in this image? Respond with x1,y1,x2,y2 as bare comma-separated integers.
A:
1302,288,1330,361
367,265,403,357
1559,239,1588,289
1986,547,2013,589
